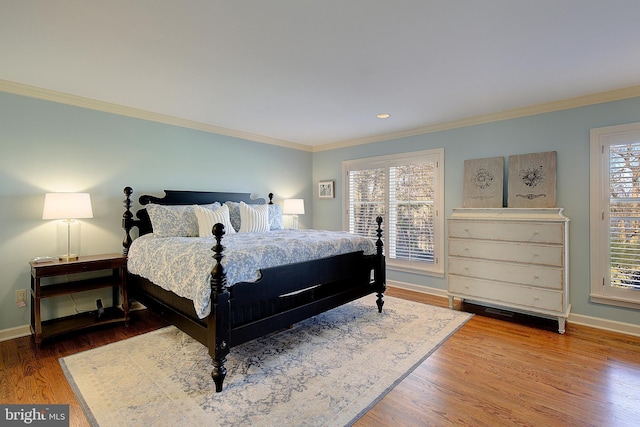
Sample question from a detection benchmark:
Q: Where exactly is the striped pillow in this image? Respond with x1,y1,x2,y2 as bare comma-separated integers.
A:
194,204,236,237
239,202,270,233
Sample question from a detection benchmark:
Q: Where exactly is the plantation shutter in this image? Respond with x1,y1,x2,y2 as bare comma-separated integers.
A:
348,166,386,240
346,151,441,271
609,141,640,290
388,158,436,263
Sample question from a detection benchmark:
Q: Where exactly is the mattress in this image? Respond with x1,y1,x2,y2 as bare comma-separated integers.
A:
127,229,375,318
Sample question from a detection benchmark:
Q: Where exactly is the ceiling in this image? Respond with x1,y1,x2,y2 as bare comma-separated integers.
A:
2,1,640,149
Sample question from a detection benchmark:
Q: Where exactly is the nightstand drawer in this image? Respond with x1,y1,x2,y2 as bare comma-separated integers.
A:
31,254,126,278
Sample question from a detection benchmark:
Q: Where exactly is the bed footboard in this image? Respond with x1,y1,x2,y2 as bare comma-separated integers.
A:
206,217,385,392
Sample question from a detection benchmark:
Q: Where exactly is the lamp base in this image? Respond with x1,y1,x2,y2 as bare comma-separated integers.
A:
56,220,81,262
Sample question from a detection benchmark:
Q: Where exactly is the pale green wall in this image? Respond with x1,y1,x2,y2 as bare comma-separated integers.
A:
0,92,312,330
313,97,640,327
2,89,639,332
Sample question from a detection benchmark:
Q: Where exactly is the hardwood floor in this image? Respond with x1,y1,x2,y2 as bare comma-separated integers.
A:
0,309,169,427
2,288,639,426
358,289,640,427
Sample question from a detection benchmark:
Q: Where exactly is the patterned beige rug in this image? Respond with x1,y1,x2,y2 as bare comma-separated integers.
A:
60,296,472,427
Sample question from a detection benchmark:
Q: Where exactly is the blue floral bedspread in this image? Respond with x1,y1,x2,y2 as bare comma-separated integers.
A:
127,229,375,318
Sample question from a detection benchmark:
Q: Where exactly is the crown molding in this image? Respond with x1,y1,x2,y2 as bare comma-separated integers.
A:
313,85,640,152
0,79,313,152
2,79,639,153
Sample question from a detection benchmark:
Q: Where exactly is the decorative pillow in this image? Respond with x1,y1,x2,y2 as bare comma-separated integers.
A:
225,202,241,232
146,203,219,237
239,202,270,233
268,204,284,230
194,204,236,237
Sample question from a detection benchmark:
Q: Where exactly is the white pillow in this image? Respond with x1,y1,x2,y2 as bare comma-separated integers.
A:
239,202,270,233
194,204,236,237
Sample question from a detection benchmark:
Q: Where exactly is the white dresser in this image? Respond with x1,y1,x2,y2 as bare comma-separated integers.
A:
447,208,570,333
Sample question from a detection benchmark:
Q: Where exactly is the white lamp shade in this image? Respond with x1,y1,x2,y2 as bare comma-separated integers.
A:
42,193,93,219
283,199,305,215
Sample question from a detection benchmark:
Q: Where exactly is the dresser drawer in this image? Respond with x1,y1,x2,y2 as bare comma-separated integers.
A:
448,256,563,290
448,220,564,244
448,275,565,313
448,238,564,267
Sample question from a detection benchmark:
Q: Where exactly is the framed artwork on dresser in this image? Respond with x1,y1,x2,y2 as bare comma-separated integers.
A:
507,151,557,208
462,157,504,207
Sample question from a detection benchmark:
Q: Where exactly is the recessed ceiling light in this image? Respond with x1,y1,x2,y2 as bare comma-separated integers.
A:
376,113,391,119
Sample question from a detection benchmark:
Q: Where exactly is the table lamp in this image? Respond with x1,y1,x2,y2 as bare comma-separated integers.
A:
42,193,93,261
283,198,305,229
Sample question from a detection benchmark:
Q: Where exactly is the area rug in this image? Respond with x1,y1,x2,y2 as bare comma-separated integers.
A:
60,296,472,427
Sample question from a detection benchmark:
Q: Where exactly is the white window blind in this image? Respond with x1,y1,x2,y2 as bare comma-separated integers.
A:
344,149,444,275
608,141,640,291
388,160,436,263
347,166,386,241
590,122,640,309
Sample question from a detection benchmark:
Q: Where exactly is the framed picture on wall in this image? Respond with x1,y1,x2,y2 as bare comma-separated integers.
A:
318,180,335,198
508,151,557,208
462,157,504,208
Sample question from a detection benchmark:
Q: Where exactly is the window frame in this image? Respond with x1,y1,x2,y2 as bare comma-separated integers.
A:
590,122,640,310
342,148,444,277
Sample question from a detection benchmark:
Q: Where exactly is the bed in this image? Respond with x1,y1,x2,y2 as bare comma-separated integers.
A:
121,187,386,392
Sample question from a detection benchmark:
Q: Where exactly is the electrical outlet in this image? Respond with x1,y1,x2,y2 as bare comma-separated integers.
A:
16,289,27,307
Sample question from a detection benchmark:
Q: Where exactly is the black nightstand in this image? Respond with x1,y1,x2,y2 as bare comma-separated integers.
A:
29,253,129,347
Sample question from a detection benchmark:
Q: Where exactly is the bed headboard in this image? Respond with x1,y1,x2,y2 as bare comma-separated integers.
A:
122,187,272,254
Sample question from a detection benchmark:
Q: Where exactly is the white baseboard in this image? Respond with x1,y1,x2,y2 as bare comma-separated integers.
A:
2,284,637,340
568,313,640,337
0,325,31,342
388,280,448,298
388,281,640,337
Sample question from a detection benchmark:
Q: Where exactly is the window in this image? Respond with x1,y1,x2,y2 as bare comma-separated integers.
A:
343,149,444,276
590,122,640,309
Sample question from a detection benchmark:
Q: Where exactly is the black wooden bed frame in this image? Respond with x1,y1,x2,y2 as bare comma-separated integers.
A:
121,187,386,392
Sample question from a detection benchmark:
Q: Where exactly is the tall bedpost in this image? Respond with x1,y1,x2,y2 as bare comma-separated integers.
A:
268,193,274,204
122,187,134,255
375,216,386,313
210,223,227,294
209,223,231,392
